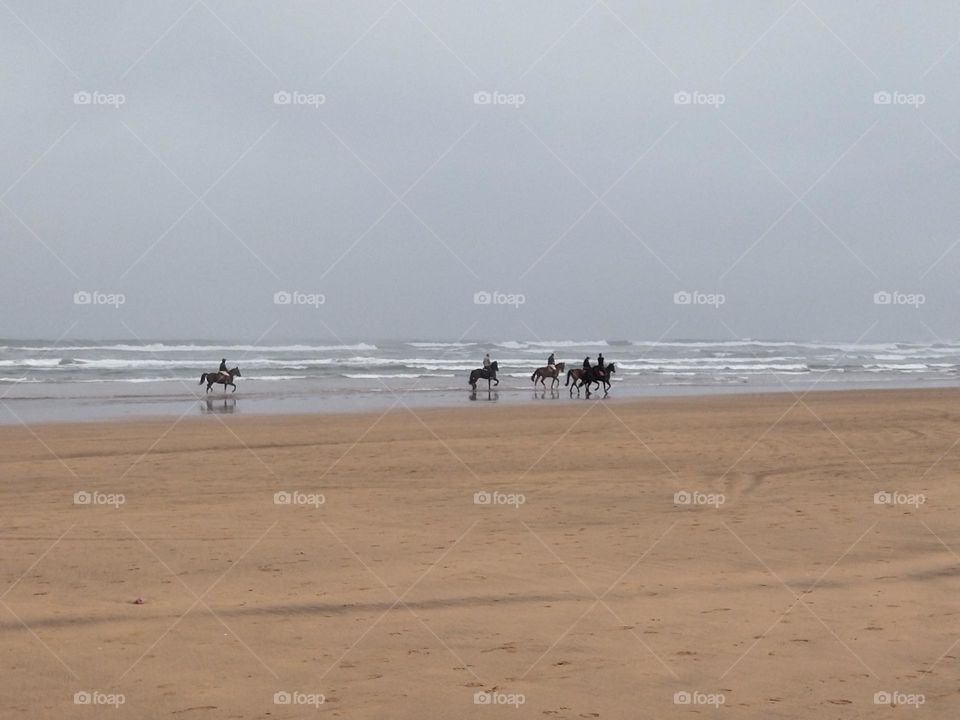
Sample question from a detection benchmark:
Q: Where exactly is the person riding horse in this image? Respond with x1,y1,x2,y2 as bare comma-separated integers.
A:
482,353,497,380
596,353,605,380
218,358,229,382
547,352,556,370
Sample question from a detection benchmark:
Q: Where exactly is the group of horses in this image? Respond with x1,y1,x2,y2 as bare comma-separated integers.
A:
205,361,614,399
469,360,616,397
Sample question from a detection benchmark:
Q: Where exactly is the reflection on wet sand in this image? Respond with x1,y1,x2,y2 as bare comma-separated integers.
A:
532,388,560,400
201,397,238,415
468,390,499,402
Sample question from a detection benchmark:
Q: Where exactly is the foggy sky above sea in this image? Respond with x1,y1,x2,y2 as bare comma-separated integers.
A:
2,1,960,345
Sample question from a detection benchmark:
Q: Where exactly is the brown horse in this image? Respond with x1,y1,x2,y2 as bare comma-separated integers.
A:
530,361,565,388
565,367,588,396
200,367,241,393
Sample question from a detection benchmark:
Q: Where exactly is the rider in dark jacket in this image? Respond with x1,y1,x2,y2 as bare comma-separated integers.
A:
596,353,605,379
218,358,228,380
547,353,555,368
583,357,591,371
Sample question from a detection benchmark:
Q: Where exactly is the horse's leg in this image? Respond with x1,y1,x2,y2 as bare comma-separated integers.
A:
231,382,237,393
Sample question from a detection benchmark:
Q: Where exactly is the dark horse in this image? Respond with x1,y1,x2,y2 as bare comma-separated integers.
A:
531,361,565,388
566,363,616,397
468,361,499,390
200,367,241,393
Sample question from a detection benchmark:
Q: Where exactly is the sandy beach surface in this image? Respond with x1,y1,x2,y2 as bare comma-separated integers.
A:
2,388,959,718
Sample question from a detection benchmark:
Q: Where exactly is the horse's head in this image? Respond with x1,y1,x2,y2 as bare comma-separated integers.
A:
490,361,499,371
231,367,241,377
606,363,615,374
556,362,565,371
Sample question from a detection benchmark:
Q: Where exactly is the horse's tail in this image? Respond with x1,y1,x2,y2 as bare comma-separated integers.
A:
530,369,537,382
565,370,571,386
199,373,207,385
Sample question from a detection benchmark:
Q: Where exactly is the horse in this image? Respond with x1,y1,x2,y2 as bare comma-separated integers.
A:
200,367,241,393
468,361,499,390
567,363,616,397
585,363,616,396
581,363,616,397
565,367,588,396
530,361,565,388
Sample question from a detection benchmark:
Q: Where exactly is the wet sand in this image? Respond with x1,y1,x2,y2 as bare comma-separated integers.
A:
1,388,959,718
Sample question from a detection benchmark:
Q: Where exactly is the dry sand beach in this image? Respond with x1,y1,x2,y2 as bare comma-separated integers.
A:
2,388,959,718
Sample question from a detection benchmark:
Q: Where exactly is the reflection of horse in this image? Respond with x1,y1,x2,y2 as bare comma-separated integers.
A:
200,367,241,393
469,389,499,402
530,361,565,388
202,397,237,414
468,361,499,390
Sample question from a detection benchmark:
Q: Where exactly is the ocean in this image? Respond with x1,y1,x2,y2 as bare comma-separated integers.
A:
0,338,956,423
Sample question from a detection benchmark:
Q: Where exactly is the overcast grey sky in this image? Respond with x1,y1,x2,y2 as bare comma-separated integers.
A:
2,1,960,343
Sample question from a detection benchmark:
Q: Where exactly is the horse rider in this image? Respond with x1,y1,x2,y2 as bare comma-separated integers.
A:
483,353,491,370
596,353,605,379
583,356,591,372
547,352,556,370
218,358,229,382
